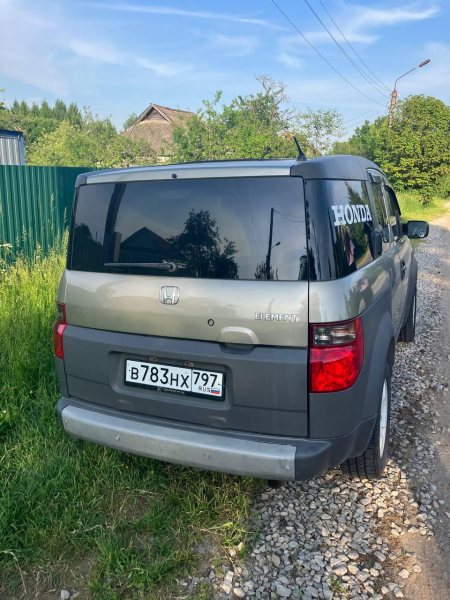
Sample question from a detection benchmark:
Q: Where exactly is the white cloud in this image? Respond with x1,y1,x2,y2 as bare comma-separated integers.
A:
69,40,124,65
349,3,439,30
278,53,304,69
89,3,283,29
276,1,440,68
0,0,66,94
0,0,203,94
197,31,260,57
138,59,193,77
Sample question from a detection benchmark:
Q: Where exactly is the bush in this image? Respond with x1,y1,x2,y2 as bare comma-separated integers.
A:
432,174,450,199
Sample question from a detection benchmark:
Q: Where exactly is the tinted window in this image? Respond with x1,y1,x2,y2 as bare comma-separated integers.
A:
305,180,375,281
384,187,401,241
70,177,307,281
370,182,390,252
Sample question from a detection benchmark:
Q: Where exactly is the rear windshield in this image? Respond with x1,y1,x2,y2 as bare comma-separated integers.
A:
305,179,375,281
69,177,307,281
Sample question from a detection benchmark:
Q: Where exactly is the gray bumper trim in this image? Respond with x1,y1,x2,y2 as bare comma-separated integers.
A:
61,405,296,480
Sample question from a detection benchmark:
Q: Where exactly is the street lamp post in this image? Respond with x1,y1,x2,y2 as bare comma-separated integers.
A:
389,59,430,129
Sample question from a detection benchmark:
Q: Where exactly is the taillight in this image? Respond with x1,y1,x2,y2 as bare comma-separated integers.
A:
309,317,363,392
53,302,67,359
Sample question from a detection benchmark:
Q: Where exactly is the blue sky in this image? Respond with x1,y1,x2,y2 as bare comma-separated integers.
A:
1,0,448,137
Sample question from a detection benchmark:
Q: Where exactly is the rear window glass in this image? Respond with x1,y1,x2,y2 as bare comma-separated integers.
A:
70,177,307,281
305,179,375,281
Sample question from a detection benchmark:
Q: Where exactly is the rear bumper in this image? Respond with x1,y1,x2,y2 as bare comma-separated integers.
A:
57,398,376,481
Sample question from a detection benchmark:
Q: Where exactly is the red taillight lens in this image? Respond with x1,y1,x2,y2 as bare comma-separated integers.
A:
53,302,67,359
309,317,363,392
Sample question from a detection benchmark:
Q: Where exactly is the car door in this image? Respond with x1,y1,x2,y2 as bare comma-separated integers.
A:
384,185,411,326
368,171,403,336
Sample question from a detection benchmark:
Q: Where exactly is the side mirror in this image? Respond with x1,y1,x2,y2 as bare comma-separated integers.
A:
371,230,383,257
402,220,429,239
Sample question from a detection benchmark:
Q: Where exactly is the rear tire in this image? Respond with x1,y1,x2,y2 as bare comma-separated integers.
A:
341,363,391,480
399,287,416,343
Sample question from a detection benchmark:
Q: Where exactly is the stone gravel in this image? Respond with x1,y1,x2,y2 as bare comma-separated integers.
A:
186,221,448,600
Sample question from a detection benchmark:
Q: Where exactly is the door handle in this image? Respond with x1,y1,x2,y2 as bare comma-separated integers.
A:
400,260,406,280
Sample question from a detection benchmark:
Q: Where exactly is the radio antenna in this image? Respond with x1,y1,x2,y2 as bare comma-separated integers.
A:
293,136,307,162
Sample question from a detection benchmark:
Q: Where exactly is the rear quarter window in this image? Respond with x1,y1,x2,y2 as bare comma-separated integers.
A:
305,179,375,281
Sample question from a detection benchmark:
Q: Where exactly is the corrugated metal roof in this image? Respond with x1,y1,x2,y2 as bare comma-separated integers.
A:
0,131,24,166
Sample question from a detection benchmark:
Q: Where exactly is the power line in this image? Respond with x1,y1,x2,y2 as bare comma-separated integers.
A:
317,0,391,93
343,109,373,125
270,0,386,107
301,0,389,99
343,109,386,135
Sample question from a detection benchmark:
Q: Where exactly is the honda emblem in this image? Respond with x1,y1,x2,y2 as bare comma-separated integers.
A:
160,286,180,305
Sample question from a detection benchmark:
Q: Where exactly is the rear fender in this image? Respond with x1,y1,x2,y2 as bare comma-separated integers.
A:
309,288,394,439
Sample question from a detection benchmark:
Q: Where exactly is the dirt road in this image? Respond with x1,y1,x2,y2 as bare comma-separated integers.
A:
404,205,450,600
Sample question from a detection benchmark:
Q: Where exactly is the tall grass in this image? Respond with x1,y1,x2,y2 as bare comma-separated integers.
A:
0,239,257,598
397,192,448,223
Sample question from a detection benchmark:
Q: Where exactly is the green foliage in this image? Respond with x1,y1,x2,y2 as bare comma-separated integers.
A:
168,209,238,279
375,95,450,195
298,107,345,157
432,174,450,199
171,76,298,162
0,94,152,167
397,192,448,223
0,240,258,597
332,96,450,198
27,110,155,168
170,76,345,163
122,111,138,130
0,96,84,149
332,117,383,160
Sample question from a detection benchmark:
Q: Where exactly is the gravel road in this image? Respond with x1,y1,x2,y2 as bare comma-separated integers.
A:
197,207,450,600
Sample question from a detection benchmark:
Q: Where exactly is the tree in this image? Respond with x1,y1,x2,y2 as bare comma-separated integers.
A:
30,102,40,117
170,75,346,163
19,100,30,117
331,117,382,160
67,102,83,128
10,99,21,114
0,90,21,131
170,76,298,162
123,112,138,130
374,95,450,194
27,111,155,168
168,209,238,279
53,99,68,121
331,96,450,196
39,100,52,119
297,108,345,157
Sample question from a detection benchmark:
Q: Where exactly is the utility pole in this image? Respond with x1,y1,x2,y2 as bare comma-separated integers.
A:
389,59,430,129
389,89,398,130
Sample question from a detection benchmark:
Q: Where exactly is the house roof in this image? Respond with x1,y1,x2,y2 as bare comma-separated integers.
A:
121,103,194,155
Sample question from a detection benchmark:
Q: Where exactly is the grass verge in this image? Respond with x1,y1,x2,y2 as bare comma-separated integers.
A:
0,241,258,599
397,193,448,223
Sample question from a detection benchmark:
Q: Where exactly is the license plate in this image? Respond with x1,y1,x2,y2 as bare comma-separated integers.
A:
125,359,225,399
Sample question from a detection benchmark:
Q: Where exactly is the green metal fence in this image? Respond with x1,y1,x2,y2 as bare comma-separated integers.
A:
0,165,96,262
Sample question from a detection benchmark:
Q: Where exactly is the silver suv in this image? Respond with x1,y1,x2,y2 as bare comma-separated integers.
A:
54,156,429,481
